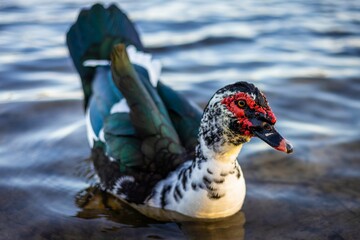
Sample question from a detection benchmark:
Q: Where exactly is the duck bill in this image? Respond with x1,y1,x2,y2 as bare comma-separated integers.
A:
252,126,293,154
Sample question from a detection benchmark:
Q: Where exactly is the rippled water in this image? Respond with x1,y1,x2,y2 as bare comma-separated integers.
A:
1,0,360,239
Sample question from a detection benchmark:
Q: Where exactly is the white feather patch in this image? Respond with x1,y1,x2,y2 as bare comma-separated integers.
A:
110,98,130,114
83,59,110,67
85,108,99,148
98,128,105,142
126,45,162,87
250,93,257,100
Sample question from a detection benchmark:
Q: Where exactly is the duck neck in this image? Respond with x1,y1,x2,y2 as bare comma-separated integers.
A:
196,102,249,166
193,133,245,179
196,136,243,167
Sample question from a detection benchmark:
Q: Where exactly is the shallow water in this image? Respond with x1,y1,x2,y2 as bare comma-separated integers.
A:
1,0,360,239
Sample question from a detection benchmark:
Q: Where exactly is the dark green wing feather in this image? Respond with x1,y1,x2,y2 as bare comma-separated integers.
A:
109,44,186,176
134,65,171,120
103,113,142,173
104,113,135,136
157,82,202,157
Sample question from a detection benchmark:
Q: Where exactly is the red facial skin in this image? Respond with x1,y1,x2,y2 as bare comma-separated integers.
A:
221,92,276,136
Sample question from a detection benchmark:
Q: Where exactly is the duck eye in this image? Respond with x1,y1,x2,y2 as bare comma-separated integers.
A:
237,100,246,108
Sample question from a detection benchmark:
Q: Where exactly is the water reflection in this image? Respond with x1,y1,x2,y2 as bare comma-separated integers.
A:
75,186,245,239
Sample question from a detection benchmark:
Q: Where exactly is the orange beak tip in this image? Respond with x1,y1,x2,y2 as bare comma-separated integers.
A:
275,139,293,154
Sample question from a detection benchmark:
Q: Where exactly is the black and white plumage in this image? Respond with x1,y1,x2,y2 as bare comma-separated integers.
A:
67,4,293,219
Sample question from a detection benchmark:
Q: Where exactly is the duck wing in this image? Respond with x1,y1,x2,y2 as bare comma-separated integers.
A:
109,44,186,175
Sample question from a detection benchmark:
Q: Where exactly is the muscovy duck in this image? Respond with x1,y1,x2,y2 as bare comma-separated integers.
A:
67,4,293,219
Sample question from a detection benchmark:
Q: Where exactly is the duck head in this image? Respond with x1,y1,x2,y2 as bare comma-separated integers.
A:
200,81,293,154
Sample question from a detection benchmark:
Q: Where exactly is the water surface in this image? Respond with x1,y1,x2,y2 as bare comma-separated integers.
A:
1,0,360,239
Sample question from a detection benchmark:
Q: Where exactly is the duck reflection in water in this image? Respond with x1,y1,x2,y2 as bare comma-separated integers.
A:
75,186,245,240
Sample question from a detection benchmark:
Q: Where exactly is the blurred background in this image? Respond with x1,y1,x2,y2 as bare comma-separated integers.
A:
0,0,359,239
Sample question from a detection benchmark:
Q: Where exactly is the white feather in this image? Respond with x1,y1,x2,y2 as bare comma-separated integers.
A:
126,45,162,87
250,92,257,100
83,59,110,67
110,99,130,114
98,128,105,142
85,108,98,147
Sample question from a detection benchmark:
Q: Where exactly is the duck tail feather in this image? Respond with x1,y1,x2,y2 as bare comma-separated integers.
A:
66,3,143,108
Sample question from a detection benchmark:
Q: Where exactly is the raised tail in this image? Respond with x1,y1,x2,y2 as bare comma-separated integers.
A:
66,3,143,108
